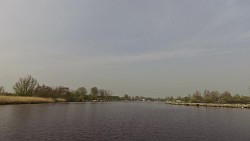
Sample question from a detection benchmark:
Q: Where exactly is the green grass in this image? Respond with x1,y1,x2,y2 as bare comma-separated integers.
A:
0,95,65,105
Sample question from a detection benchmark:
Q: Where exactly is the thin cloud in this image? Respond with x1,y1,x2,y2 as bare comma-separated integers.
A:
74,48,210,68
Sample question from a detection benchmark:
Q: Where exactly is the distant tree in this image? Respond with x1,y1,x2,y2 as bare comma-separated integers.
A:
203,90,214,103
176,96,182,100
13,75,38,96
210,91,219,103
231,94,241,103
135,96,140,101
34,84,54,98
74,87,87,101
219,91,232,103
239,96,250,104
107,90,113,96
231,94,249,104
54,86,70,98
99,89,106,97
124,94,129,100
91,87,98,95
183,96,190,103
64,91,75,102
191,91,202,103
171,90,250,104
166,96,174,101
0,86,4,94
90,87,98,100
75,87,87,96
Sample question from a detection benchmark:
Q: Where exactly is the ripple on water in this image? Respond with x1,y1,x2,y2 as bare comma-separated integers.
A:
0,103,250,141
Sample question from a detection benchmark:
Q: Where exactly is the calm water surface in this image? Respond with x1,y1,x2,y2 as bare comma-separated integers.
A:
0,102,250,141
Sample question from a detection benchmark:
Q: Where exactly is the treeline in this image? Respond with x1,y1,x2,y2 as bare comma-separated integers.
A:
0,75,119,102
0,75,167,102
123,94,165,102
166,90,250,104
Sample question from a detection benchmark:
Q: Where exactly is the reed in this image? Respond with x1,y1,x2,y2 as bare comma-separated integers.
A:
55,98,66,102
0,95,61,105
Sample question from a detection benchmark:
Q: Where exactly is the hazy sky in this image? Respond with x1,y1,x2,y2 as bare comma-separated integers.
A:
1,0,250,97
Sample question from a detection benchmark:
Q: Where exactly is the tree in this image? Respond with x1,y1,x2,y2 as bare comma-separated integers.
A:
65,91,75,102
0,86,4,94
166,96,174,101
210,91,219,103
191,91,202,103
203,90,215,103
239,96,249,104
74,87,87,101
34,84,54,98
176,96,182,100
99,89,106,97
183,96,190,103
75,87,87,95
124,94,129,100
231,94,241,103
90,87,98,100
13,75,38,96
219,91,232,103
91,87,98,95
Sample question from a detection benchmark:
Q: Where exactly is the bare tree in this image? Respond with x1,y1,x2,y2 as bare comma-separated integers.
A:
13,75,38,96
0,86,4,94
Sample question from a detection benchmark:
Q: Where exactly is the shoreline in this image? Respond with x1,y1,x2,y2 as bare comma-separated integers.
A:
166,101,250,109
0,96,65,105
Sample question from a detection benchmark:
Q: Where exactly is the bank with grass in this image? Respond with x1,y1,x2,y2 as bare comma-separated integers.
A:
0,96,65,105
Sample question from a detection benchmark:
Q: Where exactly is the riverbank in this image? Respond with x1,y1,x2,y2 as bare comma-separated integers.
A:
0,96,66,105
166,101,250,109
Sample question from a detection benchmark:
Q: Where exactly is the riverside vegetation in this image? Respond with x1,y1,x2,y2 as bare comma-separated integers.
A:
0,75,164,105
166,90,250,108
0,95,57,105
0,75,116,104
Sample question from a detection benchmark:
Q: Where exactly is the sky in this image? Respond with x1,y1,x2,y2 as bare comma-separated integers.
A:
1,0,250,97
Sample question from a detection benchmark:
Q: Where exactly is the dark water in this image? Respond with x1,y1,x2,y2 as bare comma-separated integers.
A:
0,102,250,141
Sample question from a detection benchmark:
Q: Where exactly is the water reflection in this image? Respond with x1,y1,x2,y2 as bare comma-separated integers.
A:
0,103,250,141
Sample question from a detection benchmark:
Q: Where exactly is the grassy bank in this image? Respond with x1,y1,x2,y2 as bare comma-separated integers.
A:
0,96,65,105
166,101,250,109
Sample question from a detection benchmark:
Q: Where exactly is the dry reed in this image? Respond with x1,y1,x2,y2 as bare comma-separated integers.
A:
0,95,60,105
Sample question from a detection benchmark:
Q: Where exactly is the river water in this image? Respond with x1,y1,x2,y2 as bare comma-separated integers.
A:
0,102,250,141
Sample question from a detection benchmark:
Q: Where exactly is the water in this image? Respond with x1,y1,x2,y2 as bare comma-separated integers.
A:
0,102,250,141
